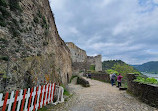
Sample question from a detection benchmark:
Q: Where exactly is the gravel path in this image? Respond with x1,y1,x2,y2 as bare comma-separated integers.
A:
49,77,158,111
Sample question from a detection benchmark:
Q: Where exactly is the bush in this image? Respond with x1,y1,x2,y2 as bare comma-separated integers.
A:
33,16,39,24
0,56,9,61
0,21,7,27
0,0,7,7
0,6,11,18
43,41,48,46
9,27,20,37
42,16,46,24
20,18,24,24
106,69,118,75
12,18,18,25
134,76,158,84
37,10,42,18
29,27,32,31
15,38,22,44
0,38,8,44
0,14,6,27
9,0,21,11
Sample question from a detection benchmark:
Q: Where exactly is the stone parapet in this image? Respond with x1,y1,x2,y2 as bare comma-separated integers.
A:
127,74,158,108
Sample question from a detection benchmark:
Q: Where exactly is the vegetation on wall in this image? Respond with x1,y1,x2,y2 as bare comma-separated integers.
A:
0,0,23,39
134,76,158,85
90,65,95,71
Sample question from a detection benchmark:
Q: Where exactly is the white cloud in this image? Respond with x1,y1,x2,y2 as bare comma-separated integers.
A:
153,0,158,4
50,0,158,64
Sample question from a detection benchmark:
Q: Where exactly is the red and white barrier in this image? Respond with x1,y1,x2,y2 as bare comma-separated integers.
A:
0,83,64,111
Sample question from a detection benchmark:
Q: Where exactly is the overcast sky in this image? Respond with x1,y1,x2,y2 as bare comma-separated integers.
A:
49,0,158,65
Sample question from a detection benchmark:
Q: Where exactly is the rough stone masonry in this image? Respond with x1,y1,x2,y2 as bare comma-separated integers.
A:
0,0,72,92
66,42,102,75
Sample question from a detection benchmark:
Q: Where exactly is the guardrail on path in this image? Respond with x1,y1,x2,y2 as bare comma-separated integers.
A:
0,83,64,111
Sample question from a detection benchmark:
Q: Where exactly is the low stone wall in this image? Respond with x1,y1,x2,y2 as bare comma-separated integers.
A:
77,77,90,87
88,73,110,83
127,74,158,107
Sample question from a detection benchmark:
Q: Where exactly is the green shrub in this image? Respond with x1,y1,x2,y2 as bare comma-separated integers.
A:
43,41,48,46
12,18,18,25
20,18,24,24
29,27,32,31
37,10,42,18
42,16,46,24
9,0,21,11
134,76,158,84
0,56,9,61
15,38,22,44
0,21,7,27
9,27,20,37
0,6,11,18
0,38,8,44
0,14,3,20
0,0,7,7
0,14,6,26
106,69,118,75
33,16,39,24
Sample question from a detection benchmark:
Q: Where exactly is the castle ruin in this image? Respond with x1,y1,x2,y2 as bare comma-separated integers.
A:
66,42,102,75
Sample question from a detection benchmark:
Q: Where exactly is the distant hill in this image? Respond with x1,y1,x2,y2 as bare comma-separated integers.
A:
132,61,158,73
102,60,126,70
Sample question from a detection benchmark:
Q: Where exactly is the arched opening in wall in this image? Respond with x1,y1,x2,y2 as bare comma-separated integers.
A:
67,73,69,83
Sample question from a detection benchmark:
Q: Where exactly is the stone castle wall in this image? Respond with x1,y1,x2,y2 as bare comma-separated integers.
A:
66,42,87,63
66,42,102,74
87,55,102,72
0,0,72,92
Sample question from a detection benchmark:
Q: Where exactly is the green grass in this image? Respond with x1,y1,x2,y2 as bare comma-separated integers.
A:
38,106,48,111
63,89,70,96
60,84,70,96
90,65,95,71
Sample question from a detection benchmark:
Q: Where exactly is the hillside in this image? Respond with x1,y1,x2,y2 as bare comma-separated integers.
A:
102,60,140,75
0,0,72,92
132,61,158,73
102,60,126,70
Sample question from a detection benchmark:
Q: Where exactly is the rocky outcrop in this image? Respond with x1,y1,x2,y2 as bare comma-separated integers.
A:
0,0,72,92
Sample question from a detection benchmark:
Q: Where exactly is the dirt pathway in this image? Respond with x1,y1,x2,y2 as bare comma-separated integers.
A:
49,77,158,111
